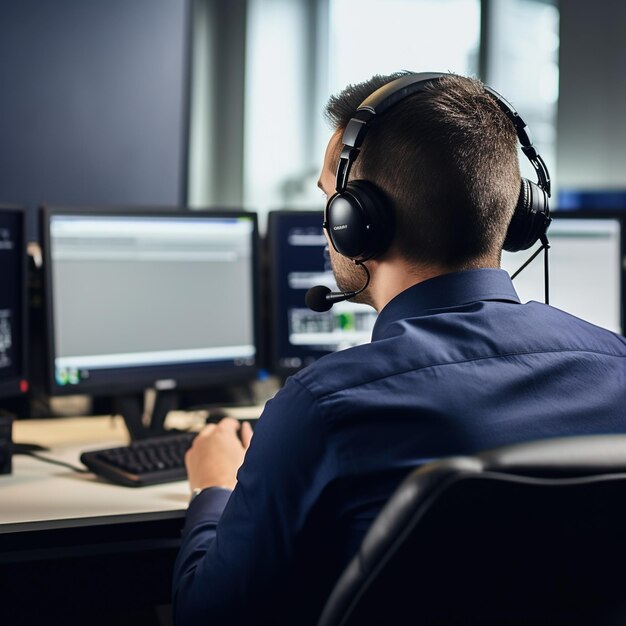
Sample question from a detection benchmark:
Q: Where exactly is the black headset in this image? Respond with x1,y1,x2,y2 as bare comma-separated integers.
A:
323,72,552,263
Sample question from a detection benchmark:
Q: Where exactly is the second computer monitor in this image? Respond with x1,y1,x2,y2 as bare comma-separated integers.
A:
268,210,378,376
270,211,623,378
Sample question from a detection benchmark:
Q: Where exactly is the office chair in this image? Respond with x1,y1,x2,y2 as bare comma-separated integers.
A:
318,434,626,626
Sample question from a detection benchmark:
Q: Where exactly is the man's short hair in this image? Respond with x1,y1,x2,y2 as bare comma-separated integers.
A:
325,72,521,268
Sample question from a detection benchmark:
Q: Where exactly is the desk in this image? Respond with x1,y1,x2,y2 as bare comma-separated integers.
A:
3,416,191,528
0,409,260,625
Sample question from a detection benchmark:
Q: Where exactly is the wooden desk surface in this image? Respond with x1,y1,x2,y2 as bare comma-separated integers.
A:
1,407,262,531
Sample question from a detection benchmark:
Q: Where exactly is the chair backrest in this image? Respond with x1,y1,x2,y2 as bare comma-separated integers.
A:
317,434,626,626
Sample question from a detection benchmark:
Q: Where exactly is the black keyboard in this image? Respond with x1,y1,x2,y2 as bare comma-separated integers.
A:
80,431,197,487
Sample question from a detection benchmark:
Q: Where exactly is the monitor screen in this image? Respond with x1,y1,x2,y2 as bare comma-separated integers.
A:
42,208,259,396
268,210,378,376
501,214,623,334
0,205,28,399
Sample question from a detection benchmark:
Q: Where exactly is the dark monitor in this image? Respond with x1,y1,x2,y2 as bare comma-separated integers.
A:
41,207,260,437
0,205,28,401
501,212,624,334
267,210,378,377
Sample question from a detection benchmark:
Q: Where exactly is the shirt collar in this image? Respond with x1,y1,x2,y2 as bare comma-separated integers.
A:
372,268,520,340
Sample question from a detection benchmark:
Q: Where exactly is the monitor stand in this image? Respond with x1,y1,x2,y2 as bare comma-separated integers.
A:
114,383,257,441
114,390,180,441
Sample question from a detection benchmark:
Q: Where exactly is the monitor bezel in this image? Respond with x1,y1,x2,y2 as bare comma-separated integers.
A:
41,206,261,397
0,204,28,399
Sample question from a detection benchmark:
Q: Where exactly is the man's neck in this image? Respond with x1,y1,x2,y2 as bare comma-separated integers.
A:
367,258,445,312
369,256,502,312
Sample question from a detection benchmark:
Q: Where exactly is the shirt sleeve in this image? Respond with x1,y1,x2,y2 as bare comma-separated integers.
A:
172,376,338,626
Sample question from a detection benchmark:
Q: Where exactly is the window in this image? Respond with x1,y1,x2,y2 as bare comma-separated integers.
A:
190,0,559,224
484,0,559,185
327,0,480,94
243,0,481,223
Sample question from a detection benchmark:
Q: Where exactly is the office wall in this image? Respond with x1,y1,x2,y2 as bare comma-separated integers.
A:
556,0,626,191
0,0,190,229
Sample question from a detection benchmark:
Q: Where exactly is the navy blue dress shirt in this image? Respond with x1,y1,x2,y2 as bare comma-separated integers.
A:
173,269,626,626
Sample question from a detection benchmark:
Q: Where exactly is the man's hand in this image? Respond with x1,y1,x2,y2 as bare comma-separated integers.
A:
185,418,254,492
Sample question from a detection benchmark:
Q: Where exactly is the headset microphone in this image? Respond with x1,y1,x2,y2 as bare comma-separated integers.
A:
306,263,371,312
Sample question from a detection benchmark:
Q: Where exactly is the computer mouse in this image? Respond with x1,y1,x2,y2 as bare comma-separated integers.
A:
205,409,230,424
205,411,257,443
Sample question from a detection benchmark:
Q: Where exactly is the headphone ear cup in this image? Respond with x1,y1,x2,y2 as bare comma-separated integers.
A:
325,180,394,261
503,178,551,253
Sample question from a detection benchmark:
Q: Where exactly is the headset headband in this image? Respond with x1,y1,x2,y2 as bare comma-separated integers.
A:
335,72,551,198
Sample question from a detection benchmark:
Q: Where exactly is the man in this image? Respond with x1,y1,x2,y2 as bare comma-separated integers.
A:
173,73,626,625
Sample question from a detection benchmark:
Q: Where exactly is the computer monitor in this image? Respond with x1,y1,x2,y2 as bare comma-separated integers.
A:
267,210,378,377
501,213,624,334
41,208,260,437
0,205,28,401
269,211,623,378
